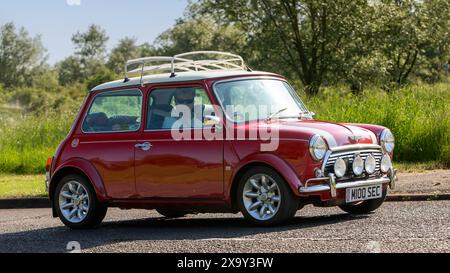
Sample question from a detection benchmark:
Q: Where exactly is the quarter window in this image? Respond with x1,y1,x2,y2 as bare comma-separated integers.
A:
82,90,142,133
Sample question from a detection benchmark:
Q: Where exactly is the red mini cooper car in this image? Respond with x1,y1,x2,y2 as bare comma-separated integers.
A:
46,51,397,229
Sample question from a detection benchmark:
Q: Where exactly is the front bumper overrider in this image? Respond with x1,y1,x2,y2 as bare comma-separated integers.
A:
298,168,397,198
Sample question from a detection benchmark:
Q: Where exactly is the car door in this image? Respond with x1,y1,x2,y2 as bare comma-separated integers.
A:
76,89,143,199
134,86,224,199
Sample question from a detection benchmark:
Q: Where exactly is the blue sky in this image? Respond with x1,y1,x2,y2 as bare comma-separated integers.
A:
0,0,189,64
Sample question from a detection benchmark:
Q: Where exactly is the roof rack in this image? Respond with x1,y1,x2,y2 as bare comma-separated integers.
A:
124,51,249,86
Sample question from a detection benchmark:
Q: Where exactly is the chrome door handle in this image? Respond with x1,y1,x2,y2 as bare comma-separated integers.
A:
135,142,152,151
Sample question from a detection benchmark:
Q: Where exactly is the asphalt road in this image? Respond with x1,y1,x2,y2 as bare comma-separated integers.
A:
0,201,448,253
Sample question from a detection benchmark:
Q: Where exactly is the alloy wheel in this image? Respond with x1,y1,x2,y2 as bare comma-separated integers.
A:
58,181,90,224
242,174,281,221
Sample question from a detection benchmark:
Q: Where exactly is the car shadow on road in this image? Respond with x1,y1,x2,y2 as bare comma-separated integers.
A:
0,212,369,253
0,210,368,252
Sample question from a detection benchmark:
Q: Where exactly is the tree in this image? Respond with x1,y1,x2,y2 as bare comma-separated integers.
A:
107,37,140,74
139,42,157,58
57,56,84,86
199,0,373,95
368,0,450,86
154,17,247,57
107,38,157,74
58,25,109,85
410,0,450,83
72,24,108,62
0,22,47,87
85,66,118,91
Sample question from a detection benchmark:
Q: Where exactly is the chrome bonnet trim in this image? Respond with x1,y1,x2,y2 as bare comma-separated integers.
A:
330,144,382,152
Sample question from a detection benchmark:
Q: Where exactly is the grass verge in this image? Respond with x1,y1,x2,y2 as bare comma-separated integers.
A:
394,161,447,173
0,174,46,198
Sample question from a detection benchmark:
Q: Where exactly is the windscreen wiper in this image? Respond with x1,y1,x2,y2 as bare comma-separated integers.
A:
266,108,288,121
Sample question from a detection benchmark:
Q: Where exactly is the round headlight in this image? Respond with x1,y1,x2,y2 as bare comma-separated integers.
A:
381,154,392,173
309,135,328,161
334,158,347,178
352,155,364,176
365,154,376,174
380,129,395,154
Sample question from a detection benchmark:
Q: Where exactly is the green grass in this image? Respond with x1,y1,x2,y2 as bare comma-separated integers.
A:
0,174,46,198
0,83,448,175
0,110,76,174
394,161,447,173
305,82,450,166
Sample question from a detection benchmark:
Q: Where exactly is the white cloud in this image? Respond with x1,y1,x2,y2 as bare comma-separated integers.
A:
66,0,81,6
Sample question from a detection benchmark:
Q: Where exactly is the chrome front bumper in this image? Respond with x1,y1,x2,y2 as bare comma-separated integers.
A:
299,169,397,198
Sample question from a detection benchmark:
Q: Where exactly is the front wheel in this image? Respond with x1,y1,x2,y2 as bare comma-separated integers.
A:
339,188,387,215
237,167,299,226
54,174,107,229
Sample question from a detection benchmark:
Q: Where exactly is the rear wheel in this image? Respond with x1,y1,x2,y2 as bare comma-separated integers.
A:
339,188,387,214
237,166,299,226
55,174,107,229
156,209,188,219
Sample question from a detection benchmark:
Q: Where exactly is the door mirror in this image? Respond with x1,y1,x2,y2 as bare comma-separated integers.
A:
299,111,315,120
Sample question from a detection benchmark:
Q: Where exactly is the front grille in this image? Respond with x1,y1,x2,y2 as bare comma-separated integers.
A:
323,147,383,181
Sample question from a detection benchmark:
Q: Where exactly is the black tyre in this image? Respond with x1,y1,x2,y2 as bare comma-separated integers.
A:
237,166,299,226
54,174,107,229
156,209,188,218
339,187,387,214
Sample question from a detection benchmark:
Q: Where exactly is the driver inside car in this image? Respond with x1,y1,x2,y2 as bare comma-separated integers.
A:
162,88,204,129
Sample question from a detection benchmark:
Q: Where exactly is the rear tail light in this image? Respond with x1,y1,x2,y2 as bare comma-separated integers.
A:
45,157,53,172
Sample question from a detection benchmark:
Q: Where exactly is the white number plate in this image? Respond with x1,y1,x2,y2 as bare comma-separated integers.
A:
346,184,382,203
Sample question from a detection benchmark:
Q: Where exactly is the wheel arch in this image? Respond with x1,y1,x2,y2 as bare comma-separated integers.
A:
49,158,108,204
228,154,303,211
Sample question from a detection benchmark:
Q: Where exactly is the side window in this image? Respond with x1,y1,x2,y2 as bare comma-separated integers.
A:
146,87,214,130
82,89,142,133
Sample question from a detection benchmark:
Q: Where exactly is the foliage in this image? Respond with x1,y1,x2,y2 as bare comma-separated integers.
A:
155,17,247,56
373,0,450,86
196,0,375,95
0,106,79,174
0,5,450,175
107,38,157,74
72,24,109,61
304,82,450,165
0,83,448,174
86,66,118,91
57,24,110,85
0,23,47,88
57,56,84,86
195,0,450,93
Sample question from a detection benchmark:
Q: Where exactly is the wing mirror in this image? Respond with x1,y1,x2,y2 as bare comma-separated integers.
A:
299,111,315,120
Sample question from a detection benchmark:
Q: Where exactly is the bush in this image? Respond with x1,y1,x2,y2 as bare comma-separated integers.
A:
86,67,118,91
440,145,450,168
305,83,450,163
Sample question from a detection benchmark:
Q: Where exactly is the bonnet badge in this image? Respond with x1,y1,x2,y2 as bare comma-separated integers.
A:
349,135,364,143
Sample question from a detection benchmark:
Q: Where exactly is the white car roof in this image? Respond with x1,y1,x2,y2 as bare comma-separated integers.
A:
90,70,281,92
